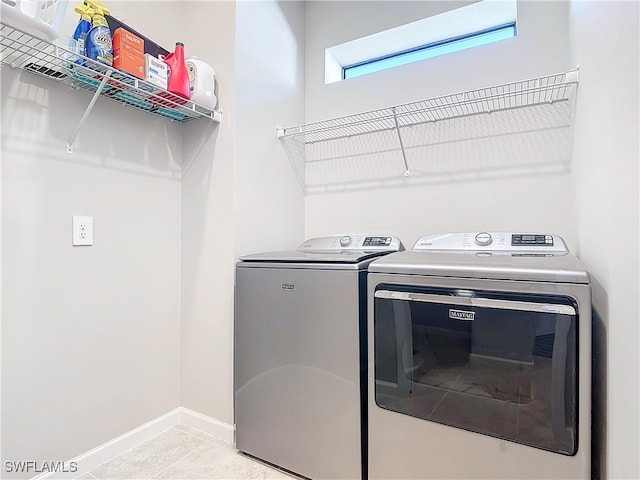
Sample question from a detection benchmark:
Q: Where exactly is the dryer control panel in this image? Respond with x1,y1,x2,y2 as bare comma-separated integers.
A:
413,232,568,255
298,234,404,253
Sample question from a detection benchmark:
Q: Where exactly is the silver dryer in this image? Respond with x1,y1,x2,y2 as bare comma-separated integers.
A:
368,232,591,479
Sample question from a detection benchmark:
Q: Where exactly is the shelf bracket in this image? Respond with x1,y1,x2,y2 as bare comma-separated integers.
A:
392,107,410,176
67,70,113,154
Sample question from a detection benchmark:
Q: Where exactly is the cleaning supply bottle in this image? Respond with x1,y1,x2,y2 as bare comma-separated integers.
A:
164,42,190,99
72,4,92,60
84,0,113,66
185,56,216,109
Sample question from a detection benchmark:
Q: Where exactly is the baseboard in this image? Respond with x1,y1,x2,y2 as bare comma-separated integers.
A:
178,407,235,445
31,408,235,480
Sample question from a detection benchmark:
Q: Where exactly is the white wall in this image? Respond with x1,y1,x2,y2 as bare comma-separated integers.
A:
179,0,238,426
1,0,305,467
304,1,577,249
234,0,305,257
1,2,184,471
569,2,640,478
180,0,305,424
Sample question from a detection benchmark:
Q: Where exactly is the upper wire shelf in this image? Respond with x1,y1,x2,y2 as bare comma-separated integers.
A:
277,69,579,192
0,22,222,124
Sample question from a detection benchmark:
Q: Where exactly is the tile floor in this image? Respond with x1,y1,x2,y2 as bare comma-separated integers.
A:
78,425,295,480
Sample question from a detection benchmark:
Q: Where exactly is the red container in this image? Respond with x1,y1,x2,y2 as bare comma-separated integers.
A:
164,42,190,99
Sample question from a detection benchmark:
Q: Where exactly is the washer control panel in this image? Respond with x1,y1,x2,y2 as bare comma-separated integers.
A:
475,232,493,246
298,235,403,253
413,232,568,254
511,234,554,246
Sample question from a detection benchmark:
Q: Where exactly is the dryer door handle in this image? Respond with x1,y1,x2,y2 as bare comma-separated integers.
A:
374,290,576,316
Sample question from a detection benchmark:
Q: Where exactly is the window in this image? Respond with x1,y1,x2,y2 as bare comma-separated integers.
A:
325,0,518,84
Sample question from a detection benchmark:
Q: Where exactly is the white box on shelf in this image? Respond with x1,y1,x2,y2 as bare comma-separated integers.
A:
144,53,167,90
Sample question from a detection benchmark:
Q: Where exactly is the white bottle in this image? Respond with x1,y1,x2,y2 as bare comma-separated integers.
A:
185,56,217,110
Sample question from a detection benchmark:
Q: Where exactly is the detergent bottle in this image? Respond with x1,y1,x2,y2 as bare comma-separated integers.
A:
164,42,190,99
84,0,113,66
185,56,216,109
72,4,92,60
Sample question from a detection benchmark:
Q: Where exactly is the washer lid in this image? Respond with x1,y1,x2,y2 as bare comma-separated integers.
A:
239,234,404,264
239,249,389,264
369,250,590,284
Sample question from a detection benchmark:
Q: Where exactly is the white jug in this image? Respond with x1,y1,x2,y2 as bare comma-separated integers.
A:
185,56,217,110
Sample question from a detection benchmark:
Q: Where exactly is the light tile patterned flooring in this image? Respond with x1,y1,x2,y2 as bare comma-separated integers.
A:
78,425,294,480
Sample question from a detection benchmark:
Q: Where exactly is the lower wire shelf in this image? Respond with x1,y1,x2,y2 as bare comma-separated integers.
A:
278,68,579,193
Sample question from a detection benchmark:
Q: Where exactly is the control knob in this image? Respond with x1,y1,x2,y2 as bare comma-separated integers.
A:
340,236,352,247
475,232,493,246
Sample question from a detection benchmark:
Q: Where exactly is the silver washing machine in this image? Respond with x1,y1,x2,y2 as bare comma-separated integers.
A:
367,232,591,479
235,234,404,480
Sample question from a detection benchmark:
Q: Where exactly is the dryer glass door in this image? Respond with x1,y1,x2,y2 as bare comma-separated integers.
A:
373,285,578,455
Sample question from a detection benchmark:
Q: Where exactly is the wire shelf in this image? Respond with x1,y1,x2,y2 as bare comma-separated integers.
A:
277,69,579,192
0,22,222,124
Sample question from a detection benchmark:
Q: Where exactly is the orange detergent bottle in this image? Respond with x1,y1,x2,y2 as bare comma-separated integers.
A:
164,42,190,99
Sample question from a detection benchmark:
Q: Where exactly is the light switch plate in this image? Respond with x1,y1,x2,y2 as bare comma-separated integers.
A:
72,216,93,246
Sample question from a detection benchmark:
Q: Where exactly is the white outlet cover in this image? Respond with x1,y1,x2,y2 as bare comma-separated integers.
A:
72,216,93,246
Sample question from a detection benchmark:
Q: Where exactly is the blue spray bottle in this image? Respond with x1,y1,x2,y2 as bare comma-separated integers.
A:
84,0,113,66
72,4,92,61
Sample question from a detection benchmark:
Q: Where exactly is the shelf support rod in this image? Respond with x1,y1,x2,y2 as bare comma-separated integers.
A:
67,70,113,154
392,107,410,176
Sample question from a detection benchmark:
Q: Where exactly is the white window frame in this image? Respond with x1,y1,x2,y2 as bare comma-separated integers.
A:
324,0,518,84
